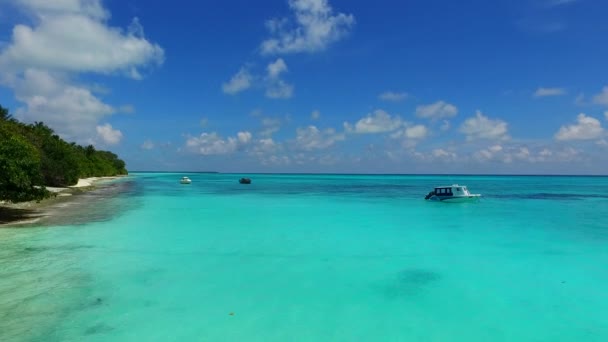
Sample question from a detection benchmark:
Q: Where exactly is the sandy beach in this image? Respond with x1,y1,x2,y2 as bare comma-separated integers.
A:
0,176,126,227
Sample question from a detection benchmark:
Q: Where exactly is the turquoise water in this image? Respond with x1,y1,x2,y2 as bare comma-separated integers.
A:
1,173,608,341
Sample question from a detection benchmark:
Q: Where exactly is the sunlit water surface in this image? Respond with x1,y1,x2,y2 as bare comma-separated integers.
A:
1,173,607,341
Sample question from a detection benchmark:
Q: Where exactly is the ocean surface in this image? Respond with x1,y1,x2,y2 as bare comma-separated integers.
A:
1,173,607,341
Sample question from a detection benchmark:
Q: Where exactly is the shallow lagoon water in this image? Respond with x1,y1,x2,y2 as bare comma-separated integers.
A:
1,173,607,341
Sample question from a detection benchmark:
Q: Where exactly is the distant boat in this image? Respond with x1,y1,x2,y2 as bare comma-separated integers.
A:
180,177,192,184
239,178,251,184
425,184,480,202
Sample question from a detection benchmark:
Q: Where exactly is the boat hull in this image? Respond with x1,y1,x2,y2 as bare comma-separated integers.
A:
428,195,480,202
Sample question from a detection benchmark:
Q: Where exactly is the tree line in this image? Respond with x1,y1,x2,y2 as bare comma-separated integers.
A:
0,105,127,203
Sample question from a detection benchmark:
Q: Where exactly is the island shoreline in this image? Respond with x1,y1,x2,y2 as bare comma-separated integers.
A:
0,176,127,227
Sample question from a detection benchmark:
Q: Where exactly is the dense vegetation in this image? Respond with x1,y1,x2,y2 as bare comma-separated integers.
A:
0,105,127,203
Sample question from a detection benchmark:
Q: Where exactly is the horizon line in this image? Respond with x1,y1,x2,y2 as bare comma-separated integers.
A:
127,171,608,177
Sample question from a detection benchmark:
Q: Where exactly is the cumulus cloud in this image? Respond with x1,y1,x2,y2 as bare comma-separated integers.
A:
295,125,344,150
141,139,154,150
390,124,428,140
473,144,581,164
379,91,408,102
252,138,280,155
311,109,321,120
555,113,604,140
0,0,164,143
96,123,122,145
533,87,566,97
266,80,294,99
224,60,293,99
415,100,458,120
13,69,114,140
14,0,109,20
222,67,253,95
404,125,428,139
265,58,293,99
344,109,402,134
593,86,608,106
475,145,504,161
460,110,509,141
267,58,288,78
259,117,282,137
0,12,163,76
389,123,428,148
186,131,252,155
432,148,457,160
260,0,355,55
237,131,252,144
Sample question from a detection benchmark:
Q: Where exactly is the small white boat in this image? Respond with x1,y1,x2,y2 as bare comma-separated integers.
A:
180,177,192,184
425,184,480,202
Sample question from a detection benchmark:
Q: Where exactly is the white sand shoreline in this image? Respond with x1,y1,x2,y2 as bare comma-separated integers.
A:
45,176,124,193
1,175,127,226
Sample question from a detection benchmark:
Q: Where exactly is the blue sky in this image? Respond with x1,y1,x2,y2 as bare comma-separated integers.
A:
1,0,607,174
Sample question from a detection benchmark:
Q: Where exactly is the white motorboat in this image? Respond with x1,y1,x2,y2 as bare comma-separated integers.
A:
424,184,480,202
180,176,192,184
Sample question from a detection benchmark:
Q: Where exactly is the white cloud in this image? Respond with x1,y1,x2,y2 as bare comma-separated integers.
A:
264,58,294,99
472,144,584,164
0,0,164,142
389,124,428,149
379,91,408,102
474,145,503,161
391,124,428,140
15,0,109,20
440,120,450,131
237,131,252,144
259,117,281,137
295,125,344,150
539,148,552,157
514,147,531,160
14,69,114,140
186,131,252,155
265,79,294,99
222,67,252,95
0,14,163,76
344,109,402,134
432,148,457,159
555,113,604,140
266,80,293,99
141,139,154,150
252,138,280,155
534,87,566,97
405,125,428,139
311,109,321,120
415,100,458,120
605,111,608,121
260,0,355,55
593,86,608,106
460,110,509,141
267,58,288,78
96,123,122,145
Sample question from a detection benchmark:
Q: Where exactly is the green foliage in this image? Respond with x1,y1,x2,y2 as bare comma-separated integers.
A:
0,125,49,202
0,104,128,202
